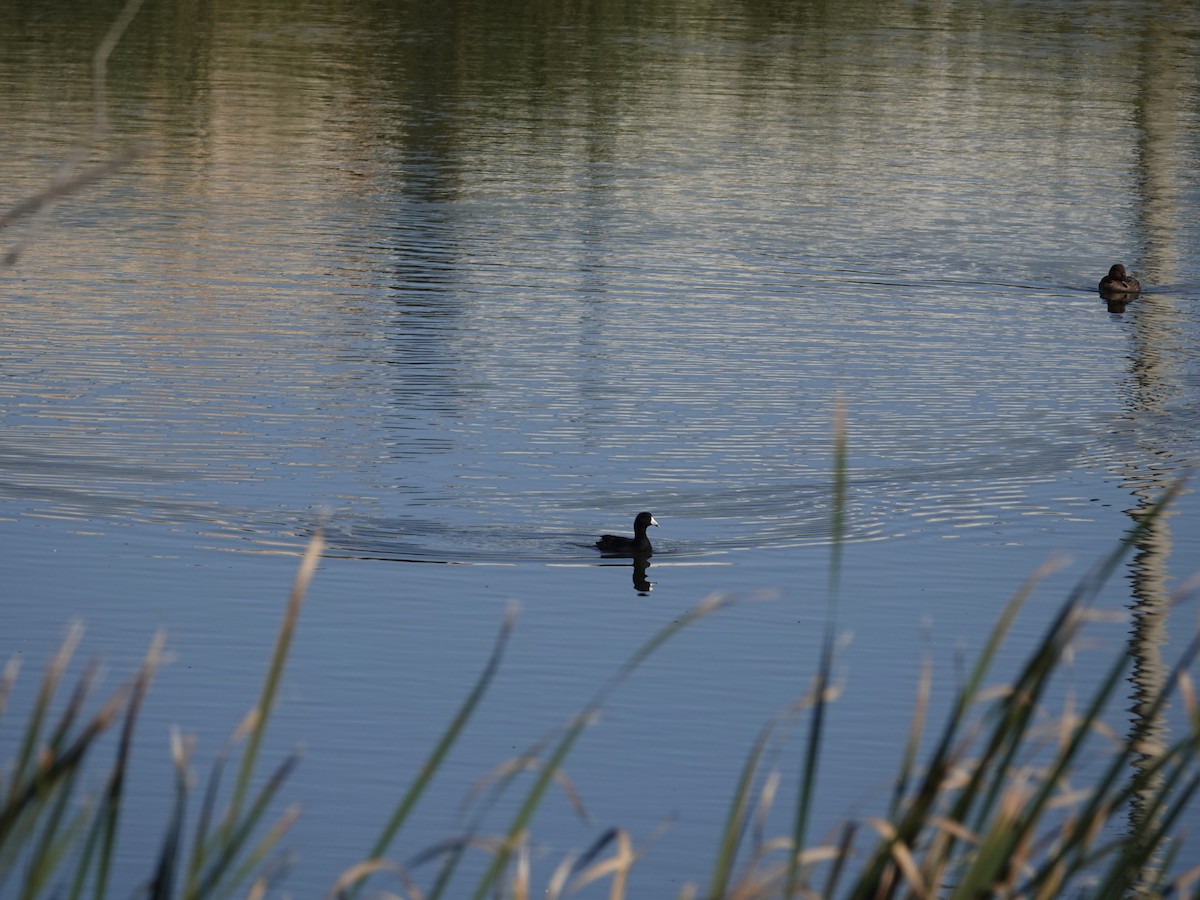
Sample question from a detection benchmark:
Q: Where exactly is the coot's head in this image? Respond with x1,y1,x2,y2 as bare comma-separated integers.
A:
635,511,659,533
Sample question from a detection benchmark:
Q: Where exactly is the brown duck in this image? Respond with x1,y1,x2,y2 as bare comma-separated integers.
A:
1098,264,1140,296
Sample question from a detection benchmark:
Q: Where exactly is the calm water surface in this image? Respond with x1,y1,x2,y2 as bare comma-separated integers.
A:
3,0,1200,894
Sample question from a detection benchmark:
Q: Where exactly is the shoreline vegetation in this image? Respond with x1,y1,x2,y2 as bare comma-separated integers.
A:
2,449,1198,898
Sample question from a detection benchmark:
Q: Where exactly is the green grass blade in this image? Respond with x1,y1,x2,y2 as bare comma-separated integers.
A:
423,737,563,900
821,821,858,898
1084,769,1200,900
224,530,322,837
20,771,81,900
44,660,98,765
1027,628,1200,888
468,719,588,899
952,486,1182,848
3,626,83,816
708,714,787,896
65,796,107,900
345,602,517,898
787,633,834,896
194,752,300,898
469,594,737,900
93,632,164,900
184,738,236,895
785,401,849,898
219,803,300,897
889,650,932,821
0,671,132,895
846,489,1180,899
148,730,193,900
827,398,848,604
591,593,739,709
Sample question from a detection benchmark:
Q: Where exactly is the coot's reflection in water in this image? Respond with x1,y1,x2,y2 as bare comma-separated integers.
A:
631,554,653,594
595,554,654,595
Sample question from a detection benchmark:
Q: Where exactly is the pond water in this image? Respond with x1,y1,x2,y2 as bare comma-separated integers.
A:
3,0,1200,894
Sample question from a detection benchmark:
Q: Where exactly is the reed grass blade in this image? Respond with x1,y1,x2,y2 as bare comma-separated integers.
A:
225,530,322,835
93,632,164,900
345,602,517,899
194,753,300,897
3,626,82,817
19,771,82,900
708,717,781,896
148,732,191,900
469,594,735,899
786,403,848,897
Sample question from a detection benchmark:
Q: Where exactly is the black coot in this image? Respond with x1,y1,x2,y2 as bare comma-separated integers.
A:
595,511,659,555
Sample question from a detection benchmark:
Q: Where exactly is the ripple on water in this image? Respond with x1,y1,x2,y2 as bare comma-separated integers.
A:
2,257,1179,565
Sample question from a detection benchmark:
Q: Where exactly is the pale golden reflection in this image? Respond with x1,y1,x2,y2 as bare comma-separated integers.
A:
1115,12,1198,880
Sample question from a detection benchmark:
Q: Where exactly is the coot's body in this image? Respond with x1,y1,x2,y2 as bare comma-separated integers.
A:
596,512,659,555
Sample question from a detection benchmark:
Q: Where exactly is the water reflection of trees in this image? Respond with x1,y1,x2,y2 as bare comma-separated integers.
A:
1122,513,1171,892
1119,9,1199,888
